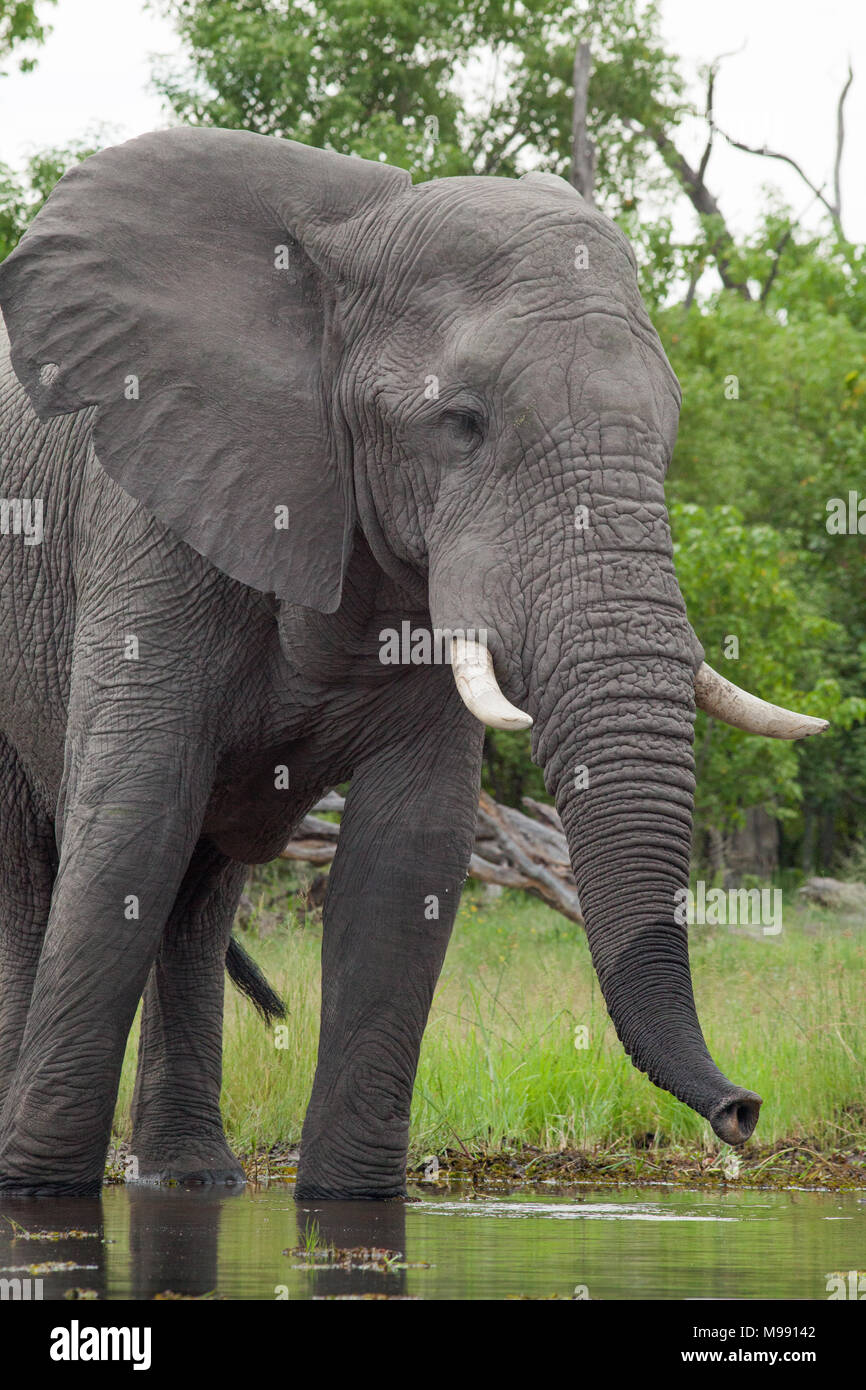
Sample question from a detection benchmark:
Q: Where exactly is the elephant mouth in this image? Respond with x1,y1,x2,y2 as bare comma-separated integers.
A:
708,1090,763,1146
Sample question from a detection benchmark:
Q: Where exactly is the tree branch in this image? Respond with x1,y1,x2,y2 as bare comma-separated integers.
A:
481,129,531,176
695,60,718,186
833,60,854,232
477,794,583,924
647,125,752,299
716,129,842,235
759,222,795,305
716,64,853,241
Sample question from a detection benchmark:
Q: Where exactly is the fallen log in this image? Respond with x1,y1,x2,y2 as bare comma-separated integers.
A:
477,791,582,924
279,839,337,865
799,877,866,911
279,788,583,924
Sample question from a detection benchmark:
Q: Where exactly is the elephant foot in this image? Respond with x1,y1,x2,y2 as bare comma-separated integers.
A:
294,1186,408,1201
0,1142,104,1196
294,1171,408,1201
0,1173,103,1197
130,1166,245,1188
125,1141,245,1188
295,1133,410,1200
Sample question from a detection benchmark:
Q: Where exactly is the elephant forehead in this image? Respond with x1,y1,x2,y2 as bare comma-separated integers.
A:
449,297,645,362
389,180,637,291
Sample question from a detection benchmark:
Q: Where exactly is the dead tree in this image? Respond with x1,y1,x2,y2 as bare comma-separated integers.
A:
570,39,596,202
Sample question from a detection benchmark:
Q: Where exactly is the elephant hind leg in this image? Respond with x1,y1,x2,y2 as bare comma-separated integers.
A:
127,840,250,1186
0,733,56,1121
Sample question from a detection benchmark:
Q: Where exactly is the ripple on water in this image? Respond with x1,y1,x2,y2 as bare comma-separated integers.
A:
415,1199,741,1222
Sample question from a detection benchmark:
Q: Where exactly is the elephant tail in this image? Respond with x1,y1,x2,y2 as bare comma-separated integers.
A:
225,937,286,1025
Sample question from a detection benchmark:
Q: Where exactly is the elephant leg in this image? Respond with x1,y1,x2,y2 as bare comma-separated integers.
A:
128,841,248,1185
295,673,484,1199
0,728,212,1194
0,734,56,1118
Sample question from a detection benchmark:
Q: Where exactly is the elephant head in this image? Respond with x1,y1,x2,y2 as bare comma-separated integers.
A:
0,130,827,1145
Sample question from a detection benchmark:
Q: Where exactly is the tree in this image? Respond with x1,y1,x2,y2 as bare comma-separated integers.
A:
153,0,686,203
0,0,54,75
670,503,865,839
661,262,866,870
0,141,97,261
0,0,63,259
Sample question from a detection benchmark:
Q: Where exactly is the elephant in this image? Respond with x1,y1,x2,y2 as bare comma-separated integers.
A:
0,127,827,1198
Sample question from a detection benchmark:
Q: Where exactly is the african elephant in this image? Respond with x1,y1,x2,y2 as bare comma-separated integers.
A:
0,128,826,1197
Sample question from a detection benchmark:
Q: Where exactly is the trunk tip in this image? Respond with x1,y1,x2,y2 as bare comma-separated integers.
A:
709,1089,763,1146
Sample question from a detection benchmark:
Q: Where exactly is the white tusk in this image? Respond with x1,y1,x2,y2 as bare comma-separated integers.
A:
450,636,533,732
694,662,829,740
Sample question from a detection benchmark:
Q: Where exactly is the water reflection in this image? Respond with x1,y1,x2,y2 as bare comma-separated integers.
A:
127,1184,239,1300
0,1195,106,1299
293,1200,408,1299
0,1183,863,1301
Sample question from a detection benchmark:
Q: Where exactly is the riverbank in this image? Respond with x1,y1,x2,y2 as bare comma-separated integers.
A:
230,1140,866,1192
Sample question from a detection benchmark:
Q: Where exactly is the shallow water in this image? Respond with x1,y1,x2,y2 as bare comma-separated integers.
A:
0,1183,862,1300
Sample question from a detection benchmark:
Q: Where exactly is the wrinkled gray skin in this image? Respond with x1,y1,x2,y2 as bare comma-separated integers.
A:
0,129,761,1198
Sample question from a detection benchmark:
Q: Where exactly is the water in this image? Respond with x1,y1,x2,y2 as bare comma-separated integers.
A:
0,1183,862,1300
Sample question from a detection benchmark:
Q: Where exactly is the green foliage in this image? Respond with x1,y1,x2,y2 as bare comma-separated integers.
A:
0,2,60,256
153,0,684,207
482,728,548,807
0,0,54,74
0,164,29,263
670,503,865,832
660,251,866,864
0,141,96,261
659,284,866,543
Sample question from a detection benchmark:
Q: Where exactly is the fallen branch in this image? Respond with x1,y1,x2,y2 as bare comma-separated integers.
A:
279,788,583,924
477,791,583,924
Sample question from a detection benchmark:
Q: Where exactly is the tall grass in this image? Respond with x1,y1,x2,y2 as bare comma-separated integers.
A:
114,879,866,1155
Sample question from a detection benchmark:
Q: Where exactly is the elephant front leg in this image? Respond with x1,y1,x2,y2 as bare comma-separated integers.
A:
0,734,212,1195
0,734,56,1119
128,843,249,1185
296,677,483,1199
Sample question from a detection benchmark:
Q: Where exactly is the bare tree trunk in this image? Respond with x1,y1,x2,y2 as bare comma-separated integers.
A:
706,825,728,884
819,807,836,873
570,40,595,202
648,127,752,300
801,805,816,875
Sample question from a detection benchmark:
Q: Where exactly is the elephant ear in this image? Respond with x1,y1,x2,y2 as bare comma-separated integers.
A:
0,128,410,612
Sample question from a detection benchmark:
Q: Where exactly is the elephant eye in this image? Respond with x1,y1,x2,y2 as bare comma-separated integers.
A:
440,407,485,451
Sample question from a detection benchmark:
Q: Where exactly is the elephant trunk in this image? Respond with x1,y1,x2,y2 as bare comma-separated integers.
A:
437,593,763,1141
528,623,762,1144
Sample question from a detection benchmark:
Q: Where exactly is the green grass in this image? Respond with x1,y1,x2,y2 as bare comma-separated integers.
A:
113,869,866,1158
